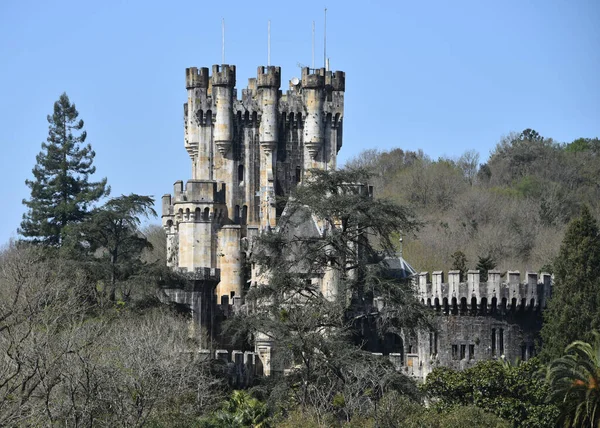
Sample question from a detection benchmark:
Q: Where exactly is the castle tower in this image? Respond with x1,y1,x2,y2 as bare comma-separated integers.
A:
162,64,346,307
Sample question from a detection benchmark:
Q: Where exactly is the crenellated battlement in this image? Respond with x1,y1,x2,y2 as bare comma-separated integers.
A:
211,64,236,87
301,67,326,88
326,70,346,91
186,67,210,89
169,180,226,204
416,270,552,313
257,66,281,88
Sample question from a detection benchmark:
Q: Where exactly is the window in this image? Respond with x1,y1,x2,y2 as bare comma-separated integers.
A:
499,329,505,354
460,344,466,360
469,345,475,360
452,345,459,360
491,329,496,355
238,164,244,185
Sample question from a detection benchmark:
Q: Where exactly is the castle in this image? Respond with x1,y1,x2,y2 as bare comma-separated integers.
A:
161,63,549,380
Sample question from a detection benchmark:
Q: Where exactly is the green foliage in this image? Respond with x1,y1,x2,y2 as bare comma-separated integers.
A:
547,333,600,427
208,390,271,427
564,137,600,154
65,193,157,301
347,129,599,272
540,206,600,361
476,255,496,282
421,358,559,427
450,251,467,281
20,93,109,246
228,168,426,420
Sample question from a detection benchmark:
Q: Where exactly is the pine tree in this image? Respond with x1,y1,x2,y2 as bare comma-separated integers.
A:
20,93,109,246
540,206,600,361
476,255,496,282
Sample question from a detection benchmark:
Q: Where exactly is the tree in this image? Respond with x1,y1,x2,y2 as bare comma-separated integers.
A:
547,333,600,427
69,194,156,301
457,149,480,186
450,251,468,282
540,206,600,361
422,359,559,427
476,255,496,282
230,168,427,420
20,93,109,246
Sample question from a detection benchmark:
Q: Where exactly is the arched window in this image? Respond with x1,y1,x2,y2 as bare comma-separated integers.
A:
203,207,210,221
480,297,488,315
470,297,477,316
426,298,432,307
460,297,468,315
434,297,441,312
491,297,498,314
451,297,458,315
238,164,244,185
195,208,201,221
242,205,248,225
443,298,449,315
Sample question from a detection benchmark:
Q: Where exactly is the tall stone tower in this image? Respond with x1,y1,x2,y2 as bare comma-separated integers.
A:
162,64,345,305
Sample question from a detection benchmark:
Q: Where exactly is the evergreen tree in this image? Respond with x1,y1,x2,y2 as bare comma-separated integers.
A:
20,93,109,246
540,206,600,361
476,255,496,282
451,251,468,282
227,168,427,414
67,194,157,301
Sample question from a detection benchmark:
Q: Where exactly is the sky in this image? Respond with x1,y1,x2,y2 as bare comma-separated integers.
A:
0,0,598,245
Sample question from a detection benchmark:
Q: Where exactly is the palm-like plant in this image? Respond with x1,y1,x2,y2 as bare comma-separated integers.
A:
547,332,600,427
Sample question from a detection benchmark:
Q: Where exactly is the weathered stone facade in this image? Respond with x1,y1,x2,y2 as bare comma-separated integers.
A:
162,63,550,380
405,270,549,379
161,63,345,347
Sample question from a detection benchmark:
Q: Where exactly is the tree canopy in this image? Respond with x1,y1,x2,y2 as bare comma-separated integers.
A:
540,206,600,361
20,93,109,246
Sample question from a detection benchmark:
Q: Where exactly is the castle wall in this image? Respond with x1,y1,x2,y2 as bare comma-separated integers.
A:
162,64,345,306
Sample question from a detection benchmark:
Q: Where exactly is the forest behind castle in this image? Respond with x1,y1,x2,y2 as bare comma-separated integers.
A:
2,95,600,428
347,129,600,275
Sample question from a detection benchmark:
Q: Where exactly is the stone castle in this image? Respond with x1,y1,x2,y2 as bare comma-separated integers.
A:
161,63,549,380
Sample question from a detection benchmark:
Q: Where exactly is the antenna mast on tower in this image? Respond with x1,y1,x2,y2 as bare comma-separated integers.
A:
324,7,327,70
221,18,225,64
312,21,315,69
268,20,271,66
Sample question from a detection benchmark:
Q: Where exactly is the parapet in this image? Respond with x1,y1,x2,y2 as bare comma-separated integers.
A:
301,67,325,89
416,270,552,312
186,67,209,89
212,64,236,87
325,70,345,92
257,66,281,88
171,180,225,204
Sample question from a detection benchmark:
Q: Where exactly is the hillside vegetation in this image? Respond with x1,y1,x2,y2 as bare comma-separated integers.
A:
347,129,600,273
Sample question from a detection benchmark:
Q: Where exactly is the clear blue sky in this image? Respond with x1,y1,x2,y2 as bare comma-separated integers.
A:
1,0,598,245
